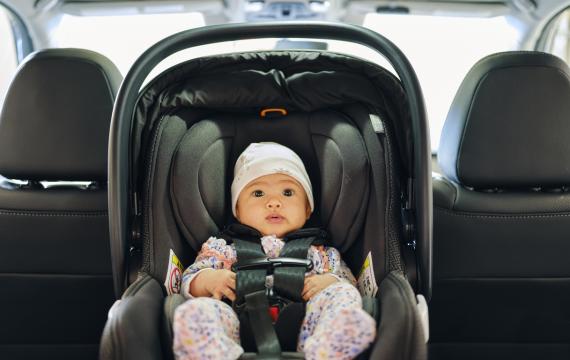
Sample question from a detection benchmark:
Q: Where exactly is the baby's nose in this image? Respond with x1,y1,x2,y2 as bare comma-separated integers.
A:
266,198,282,208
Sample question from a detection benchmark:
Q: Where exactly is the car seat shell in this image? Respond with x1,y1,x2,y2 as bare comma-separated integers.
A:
102,22,431,360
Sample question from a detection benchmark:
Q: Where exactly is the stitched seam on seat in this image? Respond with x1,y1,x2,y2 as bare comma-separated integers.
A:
310,133,343,232
436,277,570,281
428,341,570,345
196,138,226,233
381,110,400,273
0,273,113,277
144,115,168,275
0,210,107,217
435,206,570,219
0,344,101,347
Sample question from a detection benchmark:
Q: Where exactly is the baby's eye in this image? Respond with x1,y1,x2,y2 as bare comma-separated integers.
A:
282,189,294,197
252,190,264,197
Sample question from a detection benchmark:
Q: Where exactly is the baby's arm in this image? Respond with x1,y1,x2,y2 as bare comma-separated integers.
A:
180,237,237,299
324,246,357,285
301,273,338,301
306,245,357,284
302,245,357,300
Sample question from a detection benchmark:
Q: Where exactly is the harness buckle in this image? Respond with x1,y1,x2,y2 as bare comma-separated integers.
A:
268,306,280,322
232,257,313,273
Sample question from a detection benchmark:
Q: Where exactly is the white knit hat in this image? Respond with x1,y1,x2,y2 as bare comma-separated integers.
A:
231,142,314,217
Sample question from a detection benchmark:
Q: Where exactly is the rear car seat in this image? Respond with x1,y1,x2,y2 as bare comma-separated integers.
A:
431,51,570,360
0,48,122,360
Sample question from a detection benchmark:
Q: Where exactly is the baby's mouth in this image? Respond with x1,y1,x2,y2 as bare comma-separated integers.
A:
266,214,284,224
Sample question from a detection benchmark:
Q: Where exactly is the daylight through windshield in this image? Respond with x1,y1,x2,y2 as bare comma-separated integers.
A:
48,10,520,150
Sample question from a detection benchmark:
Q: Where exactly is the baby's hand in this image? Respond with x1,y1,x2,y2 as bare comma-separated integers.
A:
302,274,339,301
207,269,236,301
191,269,236,301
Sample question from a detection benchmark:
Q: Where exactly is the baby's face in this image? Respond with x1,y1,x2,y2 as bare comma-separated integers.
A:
235,173,311,238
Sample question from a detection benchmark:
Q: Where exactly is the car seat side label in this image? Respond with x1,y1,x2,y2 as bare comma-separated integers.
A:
369,114,384,133
165,249,184,295
357,251,378,297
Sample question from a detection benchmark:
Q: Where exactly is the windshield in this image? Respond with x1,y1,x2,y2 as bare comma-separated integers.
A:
364,13,520,149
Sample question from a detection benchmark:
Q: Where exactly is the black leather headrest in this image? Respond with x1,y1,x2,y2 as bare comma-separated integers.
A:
438,52,570,188
170,110,370,253
0,48,122,181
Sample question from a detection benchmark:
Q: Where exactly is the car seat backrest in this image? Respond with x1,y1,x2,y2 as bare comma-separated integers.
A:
438,51,570,188
431,51,570,360
0,48,121,359
0,48,121,181
147,107,393,284
170,110,370,253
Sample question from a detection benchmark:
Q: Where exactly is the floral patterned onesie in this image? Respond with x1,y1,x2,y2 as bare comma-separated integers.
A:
173,234,376,360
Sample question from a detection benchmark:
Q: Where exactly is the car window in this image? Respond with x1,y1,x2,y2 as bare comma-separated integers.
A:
51,9,206,75
46,5,520,151
363,12,519,150
0,5,18,105
539,7,570,63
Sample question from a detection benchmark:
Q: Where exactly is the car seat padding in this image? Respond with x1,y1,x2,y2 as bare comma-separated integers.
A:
169,110,369,254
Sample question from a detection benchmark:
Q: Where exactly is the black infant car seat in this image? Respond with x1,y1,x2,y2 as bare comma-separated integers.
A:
100,23,431,360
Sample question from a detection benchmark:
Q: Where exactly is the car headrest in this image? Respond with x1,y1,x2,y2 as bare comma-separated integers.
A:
170,110,370,252
0,48,122,181
438,51,570,188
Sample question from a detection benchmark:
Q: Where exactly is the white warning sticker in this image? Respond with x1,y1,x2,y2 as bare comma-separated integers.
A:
164,249,184,295
357,251,378,297
369,114,384,133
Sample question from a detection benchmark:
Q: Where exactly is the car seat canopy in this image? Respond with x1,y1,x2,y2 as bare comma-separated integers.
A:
134,51,412,177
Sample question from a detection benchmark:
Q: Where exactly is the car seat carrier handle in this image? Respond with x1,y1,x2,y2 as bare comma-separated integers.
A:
109,21,432,300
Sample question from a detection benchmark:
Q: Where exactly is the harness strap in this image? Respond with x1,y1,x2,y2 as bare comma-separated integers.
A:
227,225,328,355
273,237,315,302
234,239,281,355
245,290,281,356
234,239,267,300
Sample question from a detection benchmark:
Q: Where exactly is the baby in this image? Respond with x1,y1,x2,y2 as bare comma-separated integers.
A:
173,142,376,360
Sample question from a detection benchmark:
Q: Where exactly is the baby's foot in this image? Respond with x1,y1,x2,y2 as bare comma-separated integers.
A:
303,308,376,360
173,300,244,360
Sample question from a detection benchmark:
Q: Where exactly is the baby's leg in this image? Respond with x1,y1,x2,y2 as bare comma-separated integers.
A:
298,281,376,360
173,297,243,360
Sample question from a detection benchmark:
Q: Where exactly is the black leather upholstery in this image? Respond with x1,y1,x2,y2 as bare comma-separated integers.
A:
0,49,121,360
438,52,570,188
0,48,121,181
431,52,570,360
